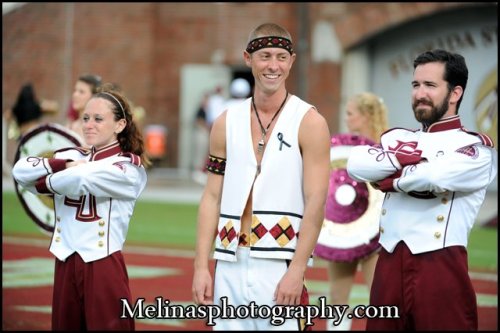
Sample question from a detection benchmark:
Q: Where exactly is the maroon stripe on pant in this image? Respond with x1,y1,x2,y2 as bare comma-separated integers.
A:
286,259,313,331
300,285,313,331
52,251,135,330
366,241,477,330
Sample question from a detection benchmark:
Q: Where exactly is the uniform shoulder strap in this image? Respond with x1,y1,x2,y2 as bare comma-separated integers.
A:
460,127,495,148
119,152,143,167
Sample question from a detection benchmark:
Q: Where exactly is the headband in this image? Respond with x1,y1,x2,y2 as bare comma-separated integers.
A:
101,92,126,119
246,36,294,55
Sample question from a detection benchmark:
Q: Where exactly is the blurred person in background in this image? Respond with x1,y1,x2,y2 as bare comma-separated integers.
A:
192,92,211,184
205,85,226,128
223,77,251,110
191,78,252,185
4,83,59,140
314,92,389,330
13,84,149,330
67,73,102,141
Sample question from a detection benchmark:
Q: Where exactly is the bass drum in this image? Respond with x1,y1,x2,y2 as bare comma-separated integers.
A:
13,123,83,234
314,133,385,262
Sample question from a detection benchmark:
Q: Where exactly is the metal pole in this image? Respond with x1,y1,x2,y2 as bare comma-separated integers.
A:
296,2,309,100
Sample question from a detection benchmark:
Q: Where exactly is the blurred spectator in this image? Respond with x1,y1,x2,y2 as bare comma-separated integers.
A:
205,85,225,128
192,79,250,185
4,83,59,140
191,93,210,184
224,78,251,110
66,74,102,140
314,92,389,331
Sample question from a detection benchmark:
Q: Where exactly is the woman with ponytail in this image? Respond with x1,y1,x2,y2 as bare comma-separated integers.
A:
13,84,149,330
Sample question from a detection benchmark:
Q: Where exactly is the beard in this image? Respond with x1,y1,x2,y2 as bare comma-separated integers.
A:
412,92,451,127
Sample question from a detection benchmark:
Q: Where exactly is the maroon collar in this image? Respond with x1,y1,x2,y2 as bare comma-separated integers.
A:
424,115,462,133
90,141,122,161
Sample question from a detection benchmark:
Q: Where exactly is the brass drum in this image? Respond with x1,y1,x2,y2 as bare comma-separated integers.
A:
13,123,83,234
314,134,384,262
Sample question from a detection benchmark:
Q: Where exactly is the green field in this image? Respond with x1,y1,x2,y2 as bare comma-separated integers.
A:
2,191,199,250
2,191,498,271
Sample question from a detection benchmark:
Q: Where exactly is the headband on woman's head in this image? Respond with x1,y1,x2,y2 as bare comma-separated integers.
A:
246,36,294,55
101,92,126,120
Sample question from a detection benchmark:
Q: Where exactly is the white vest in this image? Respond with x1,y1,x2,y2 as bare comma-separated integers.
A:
214,95,313,263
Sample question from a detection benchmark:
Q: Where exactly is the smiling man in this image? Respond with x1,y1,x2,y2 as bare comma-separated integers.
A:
192,22,331,330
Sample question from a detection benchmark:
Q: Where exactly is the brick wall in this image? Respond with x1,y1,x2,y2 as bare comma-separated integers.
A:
3,2,474,167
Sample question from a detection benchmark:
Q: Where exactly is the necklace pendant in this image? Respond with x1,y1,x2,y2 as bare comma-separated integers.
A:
257,138,265,153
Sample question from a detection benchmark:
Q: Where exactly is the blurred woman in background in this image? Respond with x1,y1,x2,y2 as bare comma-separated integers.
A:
67,74,102,141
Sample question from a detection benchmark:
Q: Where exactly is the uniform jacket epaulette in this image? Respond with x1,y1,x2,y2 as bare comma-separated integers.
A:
460,127,495,148
119,152,143,167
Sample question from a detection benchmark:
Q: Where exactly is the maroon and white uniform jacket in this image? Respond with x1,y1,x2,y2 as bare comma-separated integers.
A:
347,116,497,254
13,141,147,262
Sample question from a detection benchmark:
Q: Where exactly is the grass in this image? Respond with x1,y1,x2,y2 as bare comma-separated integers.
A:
2,191,199,250
2,191,498,271
467,225,498,271
127,200,199,249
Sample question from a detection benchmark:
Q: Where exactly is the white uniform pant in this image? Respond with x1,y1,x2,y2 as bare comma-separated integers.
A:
213,246,308,331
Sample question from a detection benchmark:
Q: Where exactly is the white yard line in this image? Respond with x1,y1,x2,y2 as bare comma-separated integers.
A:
2,235,196,258
3,235,497,282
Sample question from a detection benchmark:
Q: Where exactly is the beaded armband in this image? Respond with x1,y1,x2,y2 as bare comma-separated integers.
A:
206,155,226,175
